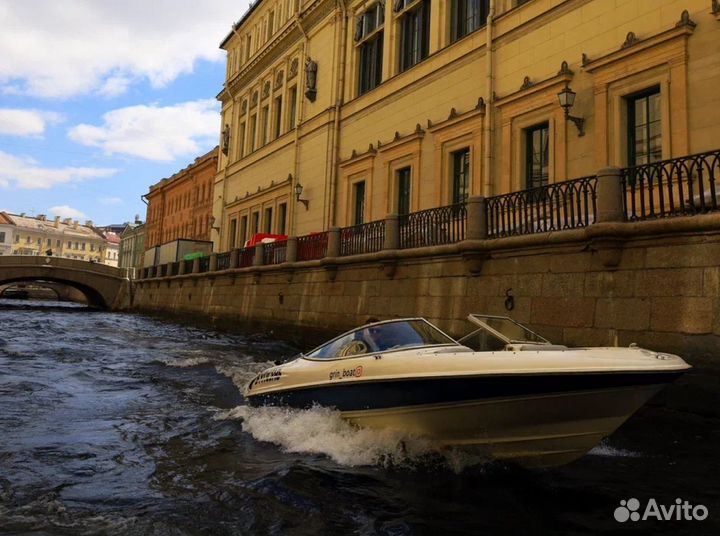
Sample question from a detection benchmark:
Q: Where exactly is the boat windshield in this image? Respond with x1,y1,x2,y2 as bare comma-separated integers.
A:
305,319,456,359
458,314,550,350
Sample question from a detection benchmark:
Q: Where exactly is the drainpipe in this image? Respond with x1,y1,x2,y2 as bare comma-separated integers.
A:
328,0,348,228
291,12,309,236
483,0,496,197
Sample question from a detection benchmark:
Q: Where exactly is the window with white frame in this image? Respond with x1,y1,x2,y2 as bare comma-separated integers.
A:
396,0,431,72
356,2,385,95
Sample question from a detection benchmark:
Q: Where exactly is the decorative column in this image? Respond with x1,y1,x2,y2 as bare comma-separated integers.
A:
327,227,341,258
286,236,298,263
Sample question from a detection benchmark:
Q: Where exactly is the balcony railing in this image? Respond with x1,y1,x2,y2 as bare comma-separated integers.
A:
486,176,598,238
139,149,720,280
399,203,466,249
622,150,720,221
216,252,231,271
238,247,255,268
263,240,287,265
340,220,385,256
297,232,328,261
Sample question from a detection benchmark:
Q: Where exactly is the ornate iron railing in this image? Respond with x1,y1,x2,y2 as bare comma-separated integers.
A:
297,232,328,261
622,150,720,220
399,203,466,249
216,252,231,271
198,256,210,273
486,176,598,238
263,240,287,265
238,247,255,268
340,220,385,256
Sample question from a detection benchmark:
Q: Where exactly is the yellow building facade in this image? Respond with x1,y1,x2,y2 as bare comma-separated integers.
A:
214,0,720,248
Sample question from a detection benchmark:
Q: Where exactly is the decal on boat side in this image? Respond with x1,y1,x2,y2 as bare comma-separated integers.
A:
251,369,283,386
329,366,364,381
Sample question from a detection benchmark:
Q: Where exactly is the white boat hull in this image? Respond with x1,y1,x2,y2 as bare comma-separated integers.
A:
342,384,664,467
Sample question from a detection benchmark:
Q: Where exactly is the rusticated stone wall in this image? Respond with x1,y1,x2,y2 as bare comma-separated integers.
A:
133,215,720,369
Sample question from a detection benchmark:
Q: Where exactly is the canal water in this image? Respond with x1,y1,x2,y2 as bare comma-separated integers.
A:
0,300,718,536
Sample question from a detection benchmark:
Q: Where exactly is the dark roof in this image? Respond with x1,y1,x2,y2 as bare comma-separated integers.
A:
219,0,266,49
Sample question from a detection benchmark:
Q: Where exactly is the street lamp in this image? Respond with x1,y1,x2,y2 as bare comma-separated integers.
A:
294,182,309,210
557,82,585,137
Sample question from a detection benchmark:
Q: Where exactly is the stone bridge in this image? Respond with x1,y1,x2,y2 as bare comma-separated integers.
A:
0,256,131,309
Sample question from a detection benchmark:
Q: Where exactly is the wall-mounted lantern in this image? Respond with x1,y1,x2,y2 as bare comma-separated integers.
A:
294,182,309,210
557,82,585,137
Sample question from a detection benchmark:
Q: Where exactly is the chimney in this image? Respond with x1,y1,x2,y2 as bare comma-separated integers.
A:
54,216,60,228
37,214,46,221
20,212,25,217
63,218,72,225
85,220,93,227
134,214,141,224
73,220,79,229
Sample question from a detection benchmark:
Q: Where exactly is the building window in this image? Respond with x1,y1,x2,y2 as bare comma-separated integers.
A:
251,212,260,235
525,123,549,190
273,96,283,139
239,215,248,246
397,167,412,215
627,87,661,166
238,123,245,158
287,86,297,130
263,207,273,233
267,10,275,37
451,0,488,42
229,218,237,249
248,114,257,152
277,203,287,234
260,105,269,146
451,148,470,204
356,2,384,95
246,35,252,62
353,181,366,225
398,0,431,72
15,235,19,243
0,232,5,243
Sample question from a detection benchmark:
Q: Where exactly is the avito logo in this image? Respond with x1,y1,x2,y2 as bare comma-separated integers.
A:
614,498,709,522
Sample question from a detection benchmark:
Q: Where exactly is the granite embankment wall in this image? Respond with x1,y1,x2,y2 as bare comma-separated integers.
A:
132,215,720,413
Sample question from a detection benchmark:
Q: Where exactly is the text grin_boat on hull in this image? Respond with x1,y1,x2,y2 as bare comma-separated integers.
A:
245,315,690,467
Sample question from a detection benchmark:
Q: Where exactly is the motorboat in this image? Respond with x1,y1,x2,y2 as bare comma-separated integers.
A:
245,315,690,467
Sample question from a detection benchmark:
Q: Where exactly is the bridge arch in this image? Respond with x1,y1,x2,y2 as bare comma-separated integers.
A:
0,256,128,310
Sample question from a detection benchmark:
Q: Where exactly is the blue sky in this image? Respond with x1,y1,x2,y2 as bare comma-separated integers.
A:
0,0,251,225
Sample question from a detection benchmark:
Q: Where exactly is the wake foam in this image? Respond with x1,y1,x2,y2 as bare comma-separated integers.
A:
588,441,641,458
215,405,494,472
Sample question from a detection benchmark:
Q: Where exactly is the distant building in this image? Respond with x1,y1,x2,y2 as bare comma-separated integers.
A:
144,147,218,254
119,220,146,277
1,213,106,261
0,212,15,256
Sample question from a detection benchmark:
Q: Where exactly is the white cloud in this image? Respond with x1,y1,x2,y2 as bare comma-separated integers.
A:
68,99,220,161
100,197,123,205
48,205,88,219
0,109,63,137
0,150,117,189
0,1,251,99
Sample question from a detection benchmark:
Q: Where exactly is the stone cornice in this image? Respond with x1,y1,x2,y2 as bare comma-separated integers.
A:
224,175,292,209
582,15,696,74
219,0,335,103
